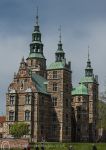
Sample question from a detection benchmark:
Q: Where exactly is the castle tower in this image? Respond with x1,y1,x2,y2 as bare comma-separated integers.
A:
27,9,46,78
72,83,89,142
80,49,99,142
47,28,72,142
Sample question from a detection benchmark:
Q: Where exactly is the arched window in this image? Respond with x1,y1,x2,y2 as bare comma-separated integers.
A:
25,110,31,121
9,111,15,121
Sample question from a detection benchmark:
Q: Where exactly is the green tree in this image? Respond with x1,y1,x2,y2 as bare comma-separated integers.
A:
10,122,29,138
97,101,106,129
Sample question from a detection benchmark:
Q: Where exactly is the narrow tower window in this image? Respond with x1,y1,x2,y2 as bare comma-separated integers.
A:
52,97,57,106
53,71,58,79
53,83,58,91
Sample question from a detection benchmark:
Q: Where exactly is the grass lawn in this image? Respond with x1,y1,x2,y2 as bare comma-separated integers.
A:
30,143,106,150
0,143,106,150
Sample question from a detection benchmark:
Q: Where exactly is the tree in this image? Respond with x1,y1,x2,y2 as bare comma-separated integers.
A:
10,122,29,138
97,101,106,129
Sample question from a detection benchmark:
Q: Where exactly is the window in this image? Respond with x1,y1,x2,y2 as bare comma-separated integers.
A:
41,125,44,135
51,125,56,136
78,97,81,101
0,123,3,128
66,84,69,92
66,99,69,107
25,95,31,105
41,97,44,105
52,112,57,122
25,110,31,121
66,113,69,122
0,134,2,138
53,71,57,79
10,95,15,105
31,59,33,66
9,111,15,121
20,80,24,90
53,83,58,91
65,126,68,135
52,97,57,106
40,111,44,122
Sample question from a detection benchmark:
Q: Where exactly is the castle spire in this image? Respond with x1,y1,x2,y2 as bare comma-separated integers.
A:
55,26,65,62
59,25,62,44
88,45,90,61
57,25,63,51
29,7,44,55
34,7,40,32
36,7,39,26
87,46,91,68
27,9,46,78
85,46,93,77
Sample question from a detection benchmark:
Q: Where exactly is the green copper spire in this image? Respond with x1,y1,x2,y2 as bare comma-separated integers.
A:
55,26,65,62
85,46,93,77
28,8,45,59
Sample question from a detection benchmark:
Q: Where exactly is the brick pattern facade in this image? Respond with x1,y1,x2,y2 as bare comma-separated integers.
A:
47,69,72,142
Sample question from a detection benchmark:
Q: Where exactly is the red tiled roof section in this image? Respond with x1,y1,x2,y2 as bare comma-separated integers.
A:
0,116,6,123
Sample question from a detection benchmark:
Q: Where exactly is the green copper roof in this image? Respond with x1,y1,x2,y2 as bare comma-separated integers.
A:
72,83,88,96
55,50,65,53
80,76,94,83
47,61,66,70
28,53,45,59
31,73,49,94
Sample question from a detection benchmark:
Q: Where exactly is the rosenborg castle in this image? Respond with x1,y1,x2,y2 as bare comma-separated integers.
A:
5,13,99,142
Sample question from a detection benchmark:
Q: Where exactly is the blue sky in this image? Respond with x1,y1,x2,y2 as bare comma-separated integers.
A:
0,0,106,114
